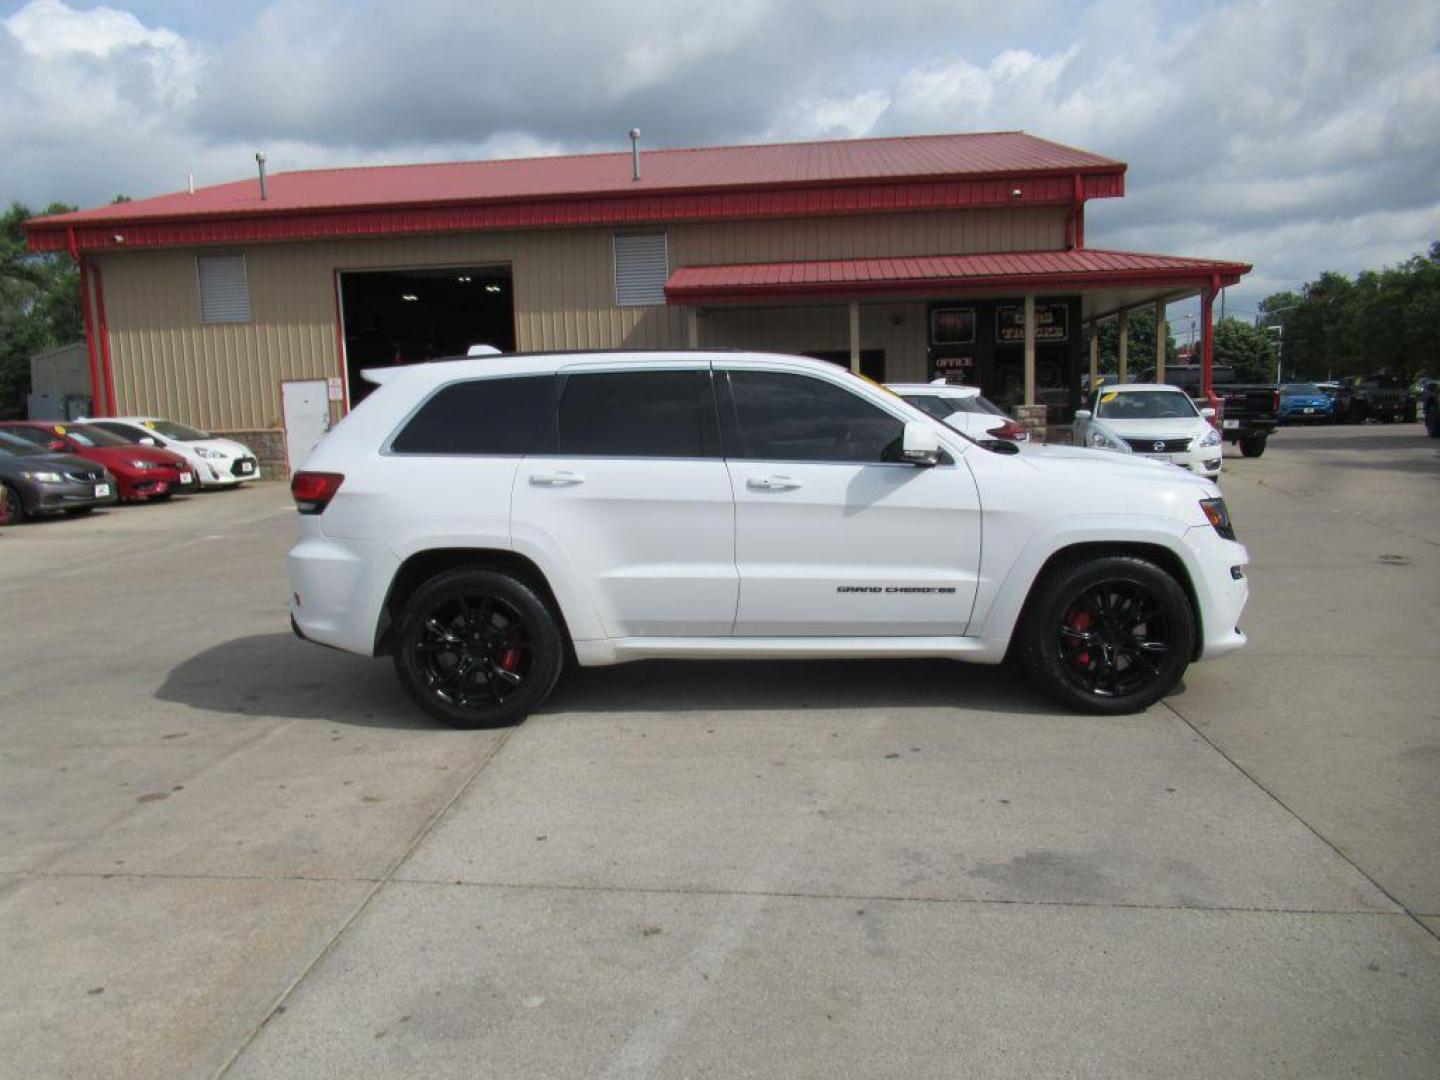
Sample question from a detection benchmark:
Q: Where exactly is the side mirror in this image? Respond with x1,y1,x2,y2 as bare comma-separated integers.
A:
1073,409,1093,420
901,421,941,467
47,439,66,452
1200,407,1216,419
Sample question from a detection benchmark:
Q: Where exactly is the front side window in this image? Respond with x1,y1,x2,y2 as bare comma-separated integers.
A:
391,375,558,455
145,420,212,441
1095,390,1199,420
726,371,905,463
89,421,148,444
558,370,713,458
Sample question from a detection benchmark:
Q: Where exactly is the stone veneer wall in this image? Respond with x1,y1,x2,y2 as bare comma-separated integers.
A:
212,428,288,480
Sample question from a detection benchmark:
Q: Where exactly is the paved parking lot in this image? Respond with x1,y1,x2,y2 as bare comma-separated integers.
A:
2,423,1437,1079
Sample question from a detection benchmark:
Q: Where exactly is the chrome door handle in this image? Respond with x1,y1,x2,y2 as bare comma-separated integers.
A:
529,471,585,487
747,475,802,491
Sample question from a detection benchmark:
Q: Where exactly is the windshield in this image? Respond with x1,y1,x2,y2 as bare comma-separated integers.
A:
1282,383,1321,395
53,423,131,448
1095,390,1199,420
0,431,44,457
144,419,212,441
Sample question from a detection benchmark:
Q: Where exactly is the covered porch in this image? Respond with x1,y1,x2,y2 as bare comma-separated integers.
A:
665,249,1251,438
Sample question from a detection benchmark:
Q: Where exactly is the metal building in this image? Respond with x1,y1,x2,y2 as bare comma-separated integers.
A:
24,131,1249,475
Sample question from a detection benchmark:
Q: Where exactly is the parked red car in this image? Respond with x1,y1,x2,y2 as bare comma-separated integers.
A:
0,422,195,501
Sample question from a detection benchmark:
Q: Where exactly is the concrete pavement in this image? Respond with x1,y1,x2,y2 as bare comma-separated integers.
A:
1,424,1436,1078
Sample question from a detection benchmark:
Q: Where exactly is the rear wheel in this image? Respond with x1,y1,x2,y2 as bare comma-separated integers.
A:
1239,435,1267,458
1,482,27,525
392,568,565,728
1019,555,1195,715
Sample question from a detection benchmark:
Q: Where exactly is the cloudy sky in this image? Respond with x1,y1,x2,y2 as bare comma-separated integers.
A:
3,0,1438,317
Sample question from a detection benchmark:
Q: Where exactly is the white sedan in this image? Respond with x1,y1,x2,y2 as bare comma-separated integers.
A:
888,380,1030,443
83,417,261,489
1073,384,1223,479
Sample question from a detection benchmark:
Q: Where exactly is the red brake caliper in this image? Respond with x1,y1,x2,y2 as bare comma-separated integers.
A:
1067,609,1093,668
498,647,521,672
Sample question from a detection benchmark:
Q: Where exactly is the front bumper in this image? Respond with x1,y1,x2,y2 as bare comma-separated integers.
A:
198,455,260,486
31,477,119,513
1133,446,1222,479
1183,524,1249,660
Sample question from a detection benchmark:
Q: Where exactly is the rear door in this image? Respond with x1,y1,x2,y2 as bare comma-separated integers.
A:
719,364,982,637
511,362,737,638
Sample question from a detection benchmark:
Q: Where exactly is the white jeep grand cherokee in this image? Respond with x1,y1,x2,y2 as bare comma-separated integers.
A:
287,351,1248,727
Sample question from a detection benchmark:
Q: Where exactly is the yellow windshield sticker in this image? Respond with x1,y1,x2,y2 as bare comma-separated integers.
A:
53,424,67,435
143,420,156,429
1100,392,1118,403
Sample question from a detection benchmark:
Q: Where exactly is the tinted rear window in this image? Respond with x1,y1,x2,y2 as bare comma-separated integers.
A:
557,370,714,457
391,375,558,455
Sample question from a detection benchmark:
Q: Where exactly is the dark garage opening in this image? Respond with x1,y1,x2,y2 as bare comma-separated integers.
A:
340,265,516,404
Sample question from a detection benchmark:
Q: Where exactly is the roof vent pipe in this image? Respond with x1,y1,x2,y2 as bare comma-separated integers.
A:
629,128,641,181
255,152,268,200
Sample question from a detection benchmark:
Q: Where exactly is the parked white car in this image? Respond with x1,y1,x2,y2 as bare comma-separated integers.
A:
84,417,260,488
287,352,1248,727
887,380,1030,443
1072,384,1223,479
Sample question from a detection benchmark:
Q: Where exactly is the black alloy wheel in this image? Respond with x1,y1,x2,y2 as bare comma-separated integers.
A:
1020,555,1195,714
393,568,564,728
0,482,26,525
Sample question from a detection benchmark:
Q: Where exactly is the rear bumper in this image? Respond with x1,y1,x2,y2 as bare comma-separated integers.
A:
287,528,398,657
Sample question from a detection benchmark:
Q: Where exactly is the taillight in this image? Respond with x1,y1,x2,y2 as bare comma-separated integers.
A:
1273,390,1280,413
988,419,1030,442
291,471,344,514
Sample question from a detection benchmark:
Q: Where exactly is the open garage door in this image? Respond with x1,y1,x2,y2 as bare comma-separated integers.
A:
340,264,516,404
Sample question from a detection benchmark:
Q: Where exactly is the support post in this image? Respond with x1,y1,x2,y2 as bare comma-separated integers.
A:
1201,278,1218,410
685,306,699,349
848,301,860,373
1014,293,1047,441
1118,309,1130,383
1088,321,1099,388
1023,293,1036,406
1154,299,1167,384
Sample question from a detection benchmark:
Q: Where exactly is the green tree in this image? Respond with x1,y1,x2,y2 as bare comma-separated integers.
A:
0,201,81,412
1211,317,1276,382
1093,309,1177,374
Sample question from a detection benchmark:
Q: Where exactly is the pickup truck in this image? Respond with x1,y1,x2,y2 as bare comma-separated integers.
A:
1331,375,1416,424
1137,365,1279,458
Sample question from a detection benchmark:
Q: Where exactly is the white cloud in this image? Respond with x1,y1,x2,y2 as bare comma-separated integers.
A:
0,0,1436,311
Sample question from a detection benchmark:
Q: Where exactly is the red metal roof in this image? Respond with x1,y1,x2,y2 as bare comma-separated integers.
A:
26,131,1125,253
664,249,1251,303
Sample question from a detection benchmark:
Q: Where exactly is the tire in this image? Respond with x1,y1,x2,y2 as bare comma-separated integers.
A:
1239,436,1267,458
1018,554,1196,715
63,507,94,517
1,482,27,525
392,568,565,728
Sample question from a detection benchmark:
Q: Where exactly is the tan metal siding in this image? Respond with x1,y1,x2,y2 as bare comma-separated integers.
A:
670,207,1066,266
95,206,1063,430
699,302,928,382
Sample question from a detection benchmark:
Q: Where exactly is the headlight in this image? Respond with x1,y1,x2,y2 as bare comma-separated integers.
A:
1088,429,1129,453
1199,497,1237,541
1198,427,1222,448
22,470,62,482
194,447,225,459
130,459,156,470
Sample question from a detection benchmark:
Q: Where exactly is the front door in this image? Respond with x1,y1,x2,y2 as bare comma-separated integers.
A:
281,379,329,472
511,363,737,638
719,365,982,636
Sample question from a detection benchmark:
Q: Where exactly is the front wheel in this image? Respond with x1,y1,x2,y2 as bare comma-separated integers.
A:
1239,436,1267,458
1,482,27,525
392,568,565,728
1018,555,1196,714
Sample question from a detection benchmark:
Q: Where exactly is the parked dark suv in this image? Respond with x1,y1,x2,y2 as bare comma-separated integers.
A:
1332,375,1415,424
